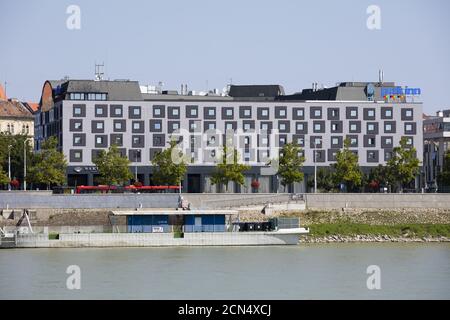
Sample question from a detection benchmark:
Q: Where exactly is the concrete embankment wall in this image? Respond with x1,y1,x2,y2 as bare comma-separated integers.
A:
14,232,299,247
0,192,178,209
1,192,450,211
303,193,450,209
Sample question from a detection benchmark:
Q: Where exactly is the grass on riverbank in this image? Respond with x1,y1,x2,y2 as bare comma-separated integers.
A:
307,223,450,238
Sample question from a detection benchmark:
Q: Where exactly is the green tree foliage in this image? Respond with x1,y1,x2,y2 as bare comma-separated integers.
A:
28,137,67,189
211,144,250,192
277,142,305,188
0,133,33,184
152,140,187,186
367,164,390,192
0,168,9,185
437,150,450,188
332,138,363,192
92,144,132,186
386,137,420,192
307,168,336,192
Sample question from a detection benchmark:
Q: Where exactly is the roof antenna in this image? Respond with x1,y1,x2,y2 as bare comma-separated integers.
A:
95,62,105,81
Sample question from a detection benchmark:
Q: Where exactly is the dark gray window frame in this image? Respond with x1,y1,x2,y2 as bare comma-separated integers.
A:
132,120,145,133
129,106,142,119
110,104,123,118
203,107,217,120
310,107,323,119
91,120,105,133
152,105,165,118
113,119,126,132
95,104,108,118
72,104,86,117
73,133,86,147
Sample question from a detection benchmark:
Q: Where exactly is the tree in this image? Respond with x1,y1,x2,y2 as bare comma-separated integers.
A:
152,140,187,186
366,164,389,192
386,137,420,192
437,150,450,188
308,168,336,192
28,137,67,189
92,144,132,187
211,144,250,192
277,142,305,190
0,133,33,186
333,138,363,192
0,168,8,186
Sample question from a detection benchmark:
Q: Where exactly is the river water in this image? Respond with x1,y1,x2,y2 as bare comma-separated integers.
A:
0,243,449,299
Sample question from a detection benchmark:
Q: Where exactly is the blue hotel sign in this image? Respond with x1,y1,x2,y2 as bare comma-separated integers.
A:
381,86,421,96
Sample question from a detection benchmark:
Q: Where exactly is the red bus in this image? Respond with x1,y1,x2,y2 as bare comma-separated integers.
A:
75,185,181,194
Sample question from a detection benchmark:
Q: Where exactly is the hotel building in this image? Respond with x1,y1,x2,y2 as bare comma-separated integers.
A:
34,79,423,193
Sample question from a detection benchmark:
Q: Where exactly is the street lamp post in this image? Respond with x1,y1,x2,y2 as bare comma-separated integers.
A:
314,140,317,194
135,150,140,182
8,145,12,191
24,140,27,191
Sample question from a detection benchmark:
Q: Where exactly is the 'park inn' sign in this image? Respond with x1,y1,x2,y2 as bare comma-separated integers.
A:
381,86,421,97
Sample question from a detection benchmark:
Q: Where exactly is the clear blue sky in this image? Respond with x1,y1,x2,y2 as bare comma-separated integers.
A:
1,0,449,114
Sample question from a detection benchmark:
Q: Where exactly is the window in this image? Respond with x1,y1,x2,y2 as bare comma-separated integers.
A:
314,123,322,132
385,123,392,131
226,123,233,130
385,109,392,117
406,110,413,117
332,123,338,131
244,137,250,145
207,122,216,130
96,122,104,130
74,106,82,115
297,123,304,131
296,137,304,146
155,122,161,130
244,109,251,117
190,108,197,116
405,124,413,131
349,137,358,147
74,122,82,130
279,123,286,131
368,123,375,131
261,123,269,130
73,151,82,159
350,110,357,117
314,110,321,117
332,137,339,145
129,106,142,119
96,136,103,145
95,105,105,116
279,109,286,117
133,122,141,130
368,110,375,117
208,109,215,116
113,106,122,116
172,108,179,116
262,109,269,117
244,123,251,131
226,109,233,116
114,121,123,131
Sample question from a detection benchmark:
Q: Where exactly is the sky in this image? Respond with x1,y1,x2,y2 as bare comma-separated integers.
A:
0,0,449,114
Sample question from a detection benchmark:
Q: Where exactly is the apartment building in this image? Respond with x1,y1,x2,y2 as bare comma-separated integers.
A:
34,79,423,193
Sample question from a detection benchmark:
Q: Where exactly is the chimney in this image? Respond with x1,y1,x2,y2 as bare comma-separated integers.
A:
0,83,6,100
